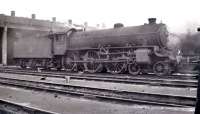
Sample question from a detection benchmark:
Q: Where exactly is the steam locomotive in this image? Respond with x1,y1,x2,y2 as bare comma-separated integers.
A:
13,18,177,76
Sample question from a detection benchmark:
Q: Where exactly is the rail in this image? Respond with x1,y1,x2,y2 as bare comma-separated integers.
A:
0,68,197,88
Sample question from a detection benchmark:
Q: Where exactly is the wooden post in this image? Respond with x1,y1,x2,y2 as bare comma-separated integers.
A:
65,76,70,83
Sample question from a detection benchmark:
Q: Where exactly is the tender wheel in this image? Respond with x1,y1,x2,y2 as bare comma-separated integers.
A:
20,60,27,69
44,59,53,70
64,53,76,72
106,61,126,74
19,59,28,69
30,60,37,69
128,63,140,75
54,58,62,71
83,51,103,73
153,61,170,76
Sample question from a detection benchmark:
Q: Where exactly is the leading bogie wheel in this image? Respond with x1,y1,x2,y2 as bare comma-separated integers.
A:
153,61,170,76
128,63,140,75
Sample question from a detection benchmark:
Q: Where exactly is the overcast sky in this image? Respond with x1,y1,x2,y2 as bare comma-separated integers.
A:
1,0,200,33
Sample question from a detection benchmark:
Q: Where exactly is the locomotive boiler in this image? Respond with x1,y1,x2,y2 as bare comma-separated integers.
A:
14,18,177,76
70,19,168,49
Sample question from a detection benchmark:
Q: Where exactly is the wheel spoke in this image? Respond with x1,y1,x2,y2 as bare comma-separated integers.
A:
106,61,126,74
106,50,126,74
84,51,102,73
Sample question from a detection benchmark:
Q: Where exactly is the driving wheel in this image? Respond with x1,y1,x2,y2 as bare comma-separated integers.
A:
83,51,103,73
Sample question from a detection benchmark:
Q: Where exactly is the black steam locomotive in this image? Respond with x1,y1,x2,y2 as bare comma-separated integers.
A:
14,18,177,76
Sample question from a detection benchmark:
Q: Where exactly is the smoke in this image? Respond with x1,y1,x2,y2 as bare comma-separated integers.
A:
167,21,200,55
167,33,182,53
179,32,200,55
167,31,200,55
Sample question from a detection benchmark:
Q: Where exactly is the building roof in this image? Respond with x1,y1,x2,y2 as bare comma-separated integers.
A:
0,14,69,32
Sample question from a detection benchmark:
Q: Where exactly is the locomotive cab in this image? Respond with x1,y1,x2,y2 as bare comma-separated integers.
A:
48,29,77,69
50,33,67,55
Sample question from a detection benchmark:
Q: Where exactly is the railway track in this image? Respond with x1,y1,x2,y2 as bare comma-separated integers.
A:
0,68,197,88
1,66,197,79
0,76,196,107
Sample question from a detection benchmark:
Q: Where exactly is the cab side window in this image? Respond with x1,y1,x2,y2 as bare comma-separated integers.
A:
54,34,65,45
55,35,65,42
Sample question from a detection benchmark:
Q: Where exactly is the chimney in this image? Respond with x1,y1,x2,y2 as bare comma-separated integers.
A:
114,23,124,28
31,14,36,19
148,18,156,24
68,19,72,26
52,17,56,22
11,11,15,17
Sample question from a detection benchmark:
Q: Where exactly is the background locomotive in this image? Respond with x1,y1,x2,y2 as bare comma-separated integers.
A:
13,18,177,76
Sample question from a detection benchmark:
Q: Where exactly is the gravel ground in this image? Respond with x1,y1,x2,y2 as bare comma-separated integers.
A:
0,85,194,114
0,73,196,97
